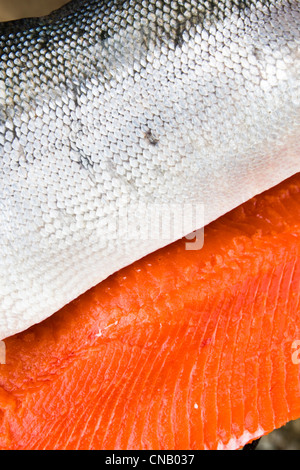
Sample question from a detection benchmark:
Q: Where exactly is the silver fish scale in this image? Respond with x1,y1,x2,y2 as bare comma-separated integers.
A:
0,0,299,339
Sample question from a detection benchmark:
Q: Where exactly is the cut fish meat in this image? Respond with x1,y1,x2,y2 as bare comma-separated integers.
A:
0,173,299,450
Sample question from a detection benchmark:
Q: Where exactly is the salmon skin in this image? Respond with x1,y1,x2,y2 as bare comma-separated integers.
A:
0,173,299,450
0,0,300,339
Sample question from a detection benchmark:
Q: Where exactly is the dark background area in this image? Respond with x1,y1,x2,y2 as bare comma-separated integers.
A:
257,419,300,450
0,0,67,21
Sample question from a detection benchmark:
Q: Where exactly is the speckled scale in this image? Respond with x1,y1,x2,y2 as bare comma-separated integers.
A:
0,0,299,339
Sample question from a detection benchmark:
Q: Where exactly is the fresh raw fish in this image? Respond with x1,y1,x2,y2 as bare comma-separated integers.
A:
0,0,300,339
0,173,299,450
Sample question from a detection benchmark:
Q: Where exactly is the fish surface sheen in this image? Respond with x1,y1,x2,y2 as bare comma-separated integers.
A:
0,0,299,339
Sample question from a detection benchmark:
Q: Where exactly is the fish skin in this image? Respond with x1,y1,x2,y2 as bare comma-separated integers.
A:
0,0,299,339
0,173,299,450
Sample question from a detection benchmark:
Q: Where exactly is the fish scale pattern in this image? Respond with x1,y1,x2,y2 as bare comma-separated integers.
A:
0,0,299,339
0,173,299,449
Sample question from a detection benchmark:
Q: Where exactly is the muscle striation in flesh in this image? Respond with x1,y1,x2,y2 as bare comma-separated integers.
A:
0,0,299,338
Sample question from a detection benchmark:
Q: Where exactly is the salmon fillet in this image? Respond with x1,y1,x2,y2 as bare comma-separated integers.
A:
0,173,299,450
